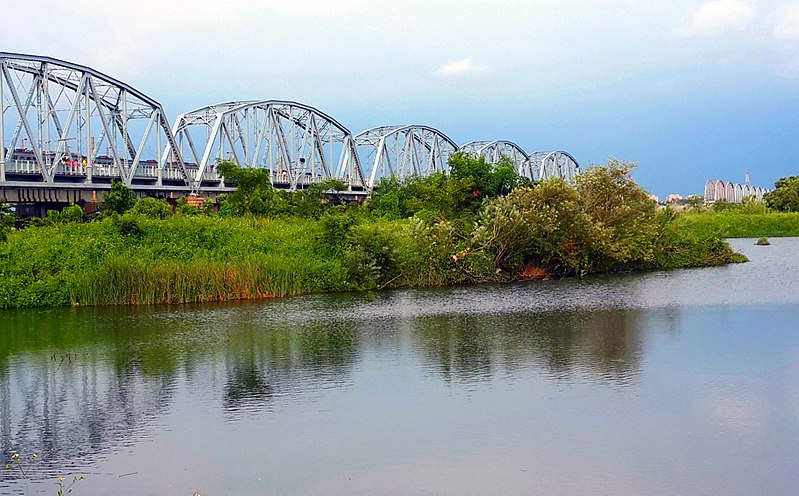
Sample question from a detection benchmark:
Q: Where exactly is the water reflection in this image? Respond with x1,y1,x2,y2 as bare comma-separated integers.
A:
223,323,358,411
410,310,643,385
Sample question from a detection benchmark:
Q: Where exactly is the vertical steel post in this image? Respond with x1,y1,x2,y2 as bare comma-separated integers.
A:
85,77,92,184
157,111,162,186
0,62,5,183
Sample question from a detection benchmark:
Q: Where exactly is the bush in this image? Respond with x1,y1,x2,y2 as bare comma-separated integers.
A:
131,197,173,219
576,160,658,271
472,178,596,277
100,181,136,215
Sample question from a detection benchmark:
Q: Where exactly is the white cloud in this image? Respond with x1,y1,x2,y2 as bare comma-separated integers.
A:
683,0,754,36
774,4,799,40
436,58,486,76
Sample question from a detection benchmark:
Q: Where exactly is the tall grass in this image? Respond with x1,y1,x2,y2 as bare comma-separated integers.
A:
0,215,352,308
676,212,799,238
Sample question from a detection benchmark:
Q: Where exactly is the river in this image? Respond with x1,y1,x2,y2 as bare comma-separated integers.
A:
1,238,798,495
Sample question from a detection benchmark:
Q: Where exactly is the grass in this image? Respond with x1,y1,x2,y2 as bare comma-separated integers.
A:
0,215,353,308
676,211,799,238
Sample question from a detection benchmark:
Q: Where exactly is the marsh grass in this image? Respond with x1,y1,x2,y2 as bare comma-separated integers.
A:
677,212,799,238
0,215,353,308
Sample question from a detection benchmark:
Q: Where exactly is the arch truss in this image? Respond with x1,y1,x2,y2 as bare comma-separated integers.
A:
354,125,457,188
528,150,580,181
166,100,365,190
0,52,190,188
459,140,531,178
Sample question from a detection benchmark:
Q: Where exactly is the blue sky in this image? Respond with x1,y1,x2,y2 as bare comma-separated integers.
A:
2,0,799,198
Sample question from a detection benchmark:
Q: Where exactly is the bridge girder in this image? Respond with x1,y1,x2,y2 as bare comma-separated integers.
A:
354,125,458,189
166,100,366,191
0,52,191,189
528,150,580,181
459,140,532,179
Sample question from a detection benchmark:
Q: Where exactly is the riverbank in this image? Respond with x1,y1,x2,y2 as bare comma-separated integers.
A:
0,211,744,309
0,160,751,309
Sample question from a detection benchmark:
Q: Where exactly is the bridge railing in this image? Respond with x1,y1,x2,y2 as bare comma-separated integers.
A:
4,158,368,190
3,160,200,182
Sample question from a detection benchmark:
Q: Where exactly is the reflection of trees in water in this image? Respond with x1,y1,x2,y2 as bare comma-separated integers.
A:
0,317,360,481
411,309,645,385
0,299,648,484
0,353,174,477
223,322,358,411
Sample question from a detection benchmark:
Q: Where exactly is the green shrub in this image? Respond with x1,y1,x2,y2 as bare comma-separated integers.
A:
100,181,136,215
131,197,173,219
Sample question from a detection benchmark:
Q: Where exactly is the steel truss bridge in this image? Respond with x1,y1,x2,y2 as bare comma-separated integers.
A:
0,52,580,204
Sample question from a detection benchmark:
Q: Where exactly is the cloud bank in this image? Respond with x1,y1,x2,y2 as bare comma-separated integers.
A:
683,0,754,36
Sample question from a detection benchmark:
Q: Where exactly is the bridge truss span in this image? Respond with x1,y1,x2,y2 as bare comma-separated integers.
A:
458,140,531,179
166,100,366,191
0,52,191,189
528,150,580,181
354,125,457,188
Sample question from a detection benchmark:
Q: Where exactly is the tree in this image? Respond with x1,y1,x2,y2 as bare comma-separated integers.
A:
217,159,275,215
449,152,522,199
764,176,799,212
100,180,136,215
131,197,173,219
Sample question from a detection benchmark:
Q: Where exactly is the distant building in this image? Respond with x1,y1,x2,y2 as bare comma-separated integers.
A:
704,180,769,203
665,194,683,204
649,194,660,203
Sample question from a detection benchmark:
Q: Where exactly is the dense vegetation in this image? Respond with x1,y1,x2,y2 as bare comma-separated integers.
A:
0,155,747,309
674,175,799,238
764,175,799,212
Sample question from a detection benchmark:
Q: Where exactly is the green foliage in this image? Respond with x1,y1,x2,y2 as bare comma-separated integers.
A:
576,160,659,271
0,160,750,309
100,180,136,215
676,211,799,237
654,209,748,268
711,198,734,212
756,237,770,245
0,199,17,243
175,196,201,216
764,175,799,212
368,173,476,221
471,178,596,277
131,197,173,219
449,152,522,199
218,159,275,215
38,202,84,226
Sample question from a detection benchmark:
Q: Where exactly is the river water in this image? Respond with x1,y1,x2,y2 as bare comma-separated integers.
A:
1,238,798,495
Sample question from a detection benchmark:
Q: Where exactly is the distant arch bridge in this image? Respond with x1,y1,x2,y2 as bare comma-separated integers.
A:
0,52,580,204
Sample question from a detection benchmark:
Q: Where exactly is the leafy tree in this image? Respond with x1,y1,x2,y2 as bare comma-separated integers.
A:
368,173,475,221
217,160,276,215
764,176,799,212
449,152,521,199
131,197,173,219
100,180,136,215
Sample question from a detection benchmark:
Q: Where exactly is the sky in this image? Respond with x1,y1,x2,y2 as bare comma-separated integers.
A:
2,0,799,198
